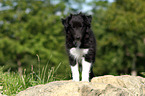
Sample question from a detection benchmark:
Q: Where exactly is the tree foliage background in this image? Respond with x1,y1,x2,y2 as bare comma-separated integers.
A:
0,0,145,80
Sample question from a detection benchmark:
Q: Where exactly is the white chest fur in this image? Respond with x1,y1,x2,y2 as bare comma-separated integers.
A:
69,48,89,60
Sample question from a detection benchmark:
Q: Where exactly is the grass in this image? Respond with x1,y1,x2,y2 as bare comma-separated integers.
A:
0,62,61,96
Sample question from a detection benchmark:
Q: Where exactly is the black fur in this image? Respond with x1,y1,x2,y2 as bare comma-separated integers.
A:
61,13,96,79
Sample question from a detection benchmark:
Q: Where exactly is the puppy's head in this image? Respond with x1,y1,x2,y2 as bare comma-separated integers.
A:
62,13,92,47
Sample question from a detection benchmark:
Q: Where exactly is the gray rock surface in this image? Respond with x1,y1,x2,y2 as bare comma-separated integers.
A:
16,75,145,96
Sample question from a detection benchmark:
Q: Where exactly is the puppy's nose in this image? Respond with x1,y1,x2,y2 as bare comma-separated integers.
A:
76,36,80,40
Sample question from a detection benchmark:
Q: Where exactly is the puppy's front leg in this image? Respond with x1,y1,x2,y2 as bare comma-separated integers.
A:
69,56,80,81
82,58,91,82
70,63,79,81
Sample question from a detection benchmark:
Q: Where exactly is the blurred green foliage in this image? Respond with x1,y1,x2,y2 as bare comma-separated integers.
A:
0,0,145,79
92,0,145,75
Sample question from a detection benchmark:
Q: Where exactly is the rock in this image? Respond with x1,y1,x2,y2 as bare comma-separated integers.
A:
16,75,145,96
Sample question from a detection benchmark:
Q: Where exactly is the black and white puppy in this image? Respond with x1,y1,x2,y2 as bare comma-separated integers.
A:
61,13,96,82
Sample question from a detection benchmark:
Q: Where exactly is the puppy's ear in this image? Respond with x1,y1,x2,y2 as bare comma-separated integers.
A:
86,15,92,25
83,15,92,26
79,12,82,15
61,14,72,28
61,18,65,25
61,18,68,28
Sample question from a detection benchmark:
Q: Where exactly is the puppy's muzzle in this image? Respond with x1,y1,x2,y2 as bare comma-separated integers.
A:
73,40,81,47
74,35,82,47
76,36,81,40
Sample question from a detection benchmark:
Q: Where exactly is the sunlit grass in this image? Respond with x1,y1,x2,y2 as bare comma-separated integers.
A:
0,62,61,95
